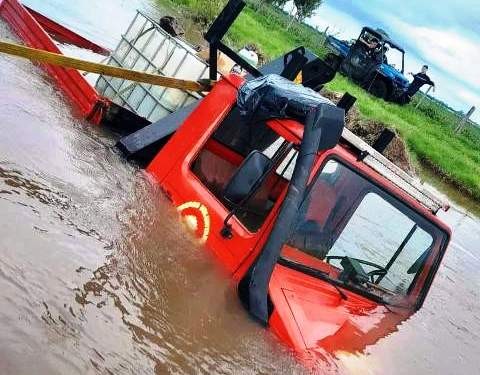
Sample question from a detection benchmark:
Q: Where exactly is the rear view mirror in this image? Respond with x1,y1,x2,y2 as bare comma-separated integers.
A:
223,150,272,205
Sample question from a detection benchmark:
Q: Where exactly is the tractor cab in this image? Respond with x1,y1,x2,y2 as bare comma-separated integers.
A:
339,27,409,101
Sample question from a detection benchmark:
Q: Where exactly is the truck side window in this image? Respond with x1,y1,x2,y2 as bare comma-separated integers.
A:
191,106,294,232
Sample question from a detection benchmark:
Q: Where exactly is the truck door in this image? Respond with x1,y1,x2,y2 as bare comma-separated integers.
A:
149,80,296,273
189,107,297,270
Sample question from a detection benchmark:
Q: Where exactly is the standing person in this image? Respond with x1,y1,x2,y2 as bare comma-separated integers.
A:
359,36,381,60
406,65,435,99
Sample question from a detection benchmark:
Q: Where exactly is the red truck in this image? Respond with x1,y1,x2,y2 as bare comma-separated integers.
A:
146,72,451,357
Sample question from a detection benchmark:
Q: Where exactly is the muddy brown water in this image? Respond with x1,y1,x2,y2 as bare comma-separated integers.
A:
0,1,479,374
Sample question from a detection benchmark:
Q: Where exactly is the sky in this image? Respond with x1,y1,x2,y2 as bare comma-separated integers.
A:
298,0,480,123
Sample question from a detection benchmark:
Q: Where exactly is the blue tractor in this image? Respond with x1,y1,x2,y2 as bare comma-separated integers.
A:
326,27,410,103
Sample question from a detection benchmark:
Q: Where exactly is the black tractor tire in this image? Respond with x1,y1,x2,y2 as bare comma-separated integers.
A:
369,79,389,100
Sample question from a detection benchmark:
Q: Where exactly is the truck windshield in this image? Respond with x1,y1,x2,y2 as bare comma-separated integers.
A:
284,159,439,298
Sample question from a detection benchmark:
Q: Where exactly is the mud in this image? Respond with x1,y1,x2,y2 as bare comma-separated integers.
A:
322,90,415,175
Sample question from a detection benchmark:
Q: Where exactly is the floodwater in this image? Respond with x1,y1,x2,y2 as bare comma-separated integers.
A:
0,1,479,374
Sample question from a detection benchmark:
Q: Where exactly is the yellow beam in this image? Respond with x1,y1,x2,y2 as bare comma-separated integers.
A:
0,40,212,92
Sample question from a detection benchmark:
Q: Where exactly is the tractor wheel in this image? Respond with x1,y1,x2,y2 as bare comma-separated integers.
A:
369,79,389,100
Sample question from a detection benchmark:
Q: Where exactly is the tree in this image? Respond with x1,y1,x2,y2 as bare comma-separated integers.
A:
263,0,289,7
293,0,323,21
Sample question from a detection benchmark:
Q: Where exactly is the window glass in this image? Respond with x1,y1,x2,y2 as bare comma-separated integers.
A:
327,192,433,293
191,107,293,231
286,159,435,295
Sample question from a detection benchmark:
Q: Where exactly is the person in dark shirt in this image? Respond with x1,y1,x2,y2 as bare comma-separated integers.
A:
406,65,435,98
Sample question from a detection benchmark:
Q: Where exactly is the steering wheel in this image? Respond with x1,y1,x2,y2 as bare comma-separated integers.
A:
326,256,388,284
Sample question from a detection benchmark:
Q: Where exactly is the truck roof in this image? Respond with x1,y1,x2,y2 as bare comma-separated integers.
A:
275,118,450,215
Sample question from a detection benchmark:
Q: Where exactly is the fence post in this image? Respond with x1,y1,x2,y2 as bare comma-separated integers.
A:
454,106,476,134
415,85,433,109
322,26,329,47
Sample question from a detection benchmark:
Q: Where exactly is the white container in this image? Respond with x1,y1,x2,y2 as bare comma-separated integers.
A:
95,11,209,122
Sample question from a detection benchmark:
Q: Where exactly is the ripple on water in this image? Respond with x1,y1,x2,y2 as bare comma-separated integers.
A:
0,20,304,372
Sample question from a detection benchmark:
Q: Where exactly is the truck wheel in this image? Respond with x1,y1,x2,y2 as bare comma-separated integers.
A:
369,79,388,100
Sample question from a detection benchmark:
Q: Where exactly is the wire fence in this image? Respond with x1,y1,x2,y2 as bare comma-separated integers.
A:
412,91,479,143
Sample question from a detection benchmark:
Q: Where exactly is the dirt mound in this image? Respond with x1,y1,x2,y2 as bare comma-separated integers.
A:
347,120,416,175
322,90,416,176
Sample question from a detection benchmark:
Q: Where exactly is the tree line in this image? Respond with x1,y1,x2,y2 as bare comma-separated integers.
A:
264,0,324,21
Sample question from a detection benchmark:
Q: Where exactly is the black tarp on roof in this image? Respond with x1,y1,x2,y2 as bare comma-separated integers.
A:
237,74,334,123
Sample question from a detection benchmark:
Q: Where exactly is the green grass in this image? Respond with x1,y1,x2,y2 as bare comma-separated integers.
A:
327,76,480,199
226,2,327,60
158,0,328,60
157,0,480,200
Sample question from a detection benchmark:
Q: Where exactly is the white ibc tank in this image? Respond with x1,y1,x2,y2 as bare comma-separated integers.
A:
95,11,209,122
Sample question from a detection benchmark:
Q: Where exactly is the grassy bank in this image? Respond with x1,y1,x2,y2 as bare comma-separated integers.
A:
159,0,327,58
157,0,480,200
327,76,480,199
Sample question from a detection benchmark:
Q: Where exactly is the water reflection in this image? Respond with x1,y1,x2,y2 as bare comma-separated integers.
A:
70,188,304,374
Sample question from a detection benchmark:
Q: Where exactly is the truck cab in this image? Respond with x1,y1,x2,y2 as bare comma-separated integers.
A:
146,72,451,357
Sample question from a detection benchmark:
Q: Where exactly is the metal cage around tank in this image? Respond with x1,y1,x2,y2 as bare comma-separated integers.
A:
95,11,209,123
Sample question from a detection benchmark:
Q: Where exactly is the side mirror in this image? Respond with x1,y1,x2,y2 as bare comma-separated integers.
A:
315,103,345,151
223,150,272,205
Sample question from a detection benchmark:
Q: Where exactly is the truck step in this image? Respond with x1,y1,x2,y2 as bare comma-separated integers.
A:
116,101,200,166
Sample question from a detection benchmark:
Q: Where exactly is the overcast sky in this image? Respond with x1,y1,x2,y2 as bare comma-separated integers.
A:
303,0,480,122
